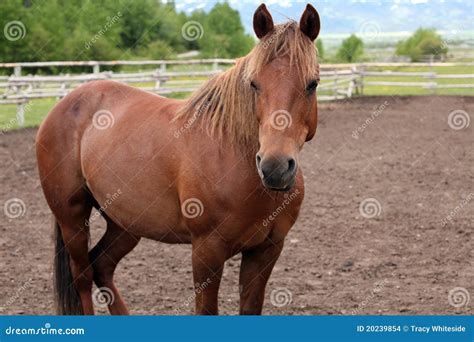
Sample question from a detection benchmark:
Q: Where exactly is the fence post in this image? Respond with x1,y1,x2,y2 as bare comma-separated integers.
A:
333,70,338,100
429,72,438,94
212,61,218,71
16,102,25,127
428,58,437,95
13,66,23,125
14,65,22,77
93,63,100,74
156,64,166,91
348,66,357,98
154,75,161,91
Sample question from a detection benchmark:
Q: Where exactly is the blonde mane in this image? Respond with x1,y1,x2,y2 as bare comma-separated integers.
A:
175,21,319,150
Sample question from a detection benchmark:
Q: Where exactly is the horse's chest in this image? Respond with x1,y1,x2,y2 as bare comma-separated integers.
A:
214,188,303,250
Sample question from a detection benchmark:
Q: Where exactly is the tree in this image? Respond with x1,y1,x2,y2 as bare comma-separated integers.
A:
0,0,256,64
396,28,447,62
336,34,364,62
200,3,254,58
316,39,324,60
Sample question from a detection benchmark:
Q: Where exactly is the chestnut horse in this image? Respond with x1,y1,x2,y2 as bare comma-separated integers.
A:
36,4,320,315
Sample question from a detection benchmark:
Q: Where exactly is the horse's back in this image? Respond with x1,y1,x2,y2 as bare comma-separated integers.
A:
36,80,180,215
37,80,178,160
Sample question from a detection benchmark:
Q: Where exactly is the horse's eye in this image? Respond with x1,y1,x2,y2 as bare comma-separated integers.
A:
306,80,318,93
250,81,259,91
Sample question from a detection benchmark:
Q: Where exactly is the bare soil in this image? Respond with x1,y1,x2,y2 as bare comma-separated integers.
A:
0,96,472,315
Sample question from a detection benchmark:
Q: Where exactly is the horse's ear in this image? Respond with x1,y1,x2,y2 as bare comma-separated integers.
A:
299,4,320,41
253,4,274,39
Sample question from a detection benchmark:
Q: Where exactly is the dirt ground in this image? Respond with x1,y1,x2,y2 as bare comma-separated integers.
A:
0,96,472,315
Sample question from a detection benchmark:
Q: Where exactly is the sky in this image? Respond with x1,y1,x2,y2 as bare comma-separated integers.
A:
173,0,474,37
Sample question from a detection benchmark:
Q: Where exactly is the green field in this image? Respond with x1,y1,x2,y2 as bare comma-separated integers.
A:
1,64,473,132
361,65,474,96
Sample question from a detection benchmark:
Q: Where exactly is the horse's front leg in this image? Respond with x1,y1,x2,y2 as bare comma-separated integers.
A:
191,237,228,315
239,240,284,315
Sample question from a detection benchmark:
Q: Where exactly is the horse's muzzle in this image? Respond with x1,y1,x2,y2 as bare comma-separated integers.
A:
256,153,297,191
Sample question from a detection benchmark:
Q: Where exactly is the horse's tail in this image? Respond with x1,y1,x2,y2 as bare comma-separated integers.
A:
54,220,83,315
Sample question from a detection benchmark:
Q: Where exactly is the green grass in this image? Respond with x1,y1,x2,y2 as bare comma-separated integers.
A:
1,64,473,132
317,64,474,97
362,65,474,96
0,98,57,131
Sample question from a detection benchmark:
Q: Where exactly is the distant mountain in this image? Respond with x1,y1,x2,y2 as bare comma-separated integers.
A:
175,0,474,38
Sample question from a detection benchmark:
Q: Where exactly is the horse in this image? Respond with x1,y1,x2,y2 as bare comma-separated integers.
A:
35,3,320,315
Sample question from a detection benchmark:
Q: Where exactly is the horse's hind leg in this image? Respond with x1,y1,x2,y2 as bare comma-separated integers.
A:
89,217,140,315
53,191,95,315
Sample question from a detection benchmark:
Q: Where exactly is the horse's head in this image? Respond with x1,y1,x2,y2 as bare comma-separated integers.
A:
251,4,320,191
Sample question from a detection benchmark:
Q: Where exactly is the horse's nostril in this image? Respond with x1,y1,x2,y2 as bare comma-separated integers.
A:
288,158,296,173
256,153,262,166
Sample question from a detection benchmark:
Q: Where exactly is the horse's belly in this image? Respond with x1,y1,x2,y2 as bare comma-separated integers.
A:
82,157,189,243
95,188,191,243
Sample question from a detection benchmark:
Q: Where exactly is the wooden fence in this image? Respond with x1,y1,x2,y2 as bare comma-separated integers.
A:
0,59,472,126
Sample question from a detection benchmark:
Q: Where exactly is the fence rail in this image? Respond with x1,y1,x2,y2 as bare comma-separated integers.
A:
0,59,473,126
